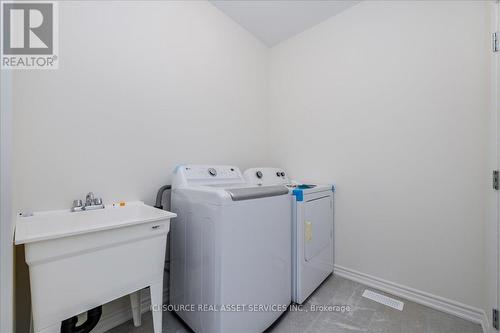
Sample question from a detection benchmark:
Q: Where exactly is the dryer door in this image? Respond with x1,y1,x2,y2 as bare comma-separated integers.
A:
304,194,333,262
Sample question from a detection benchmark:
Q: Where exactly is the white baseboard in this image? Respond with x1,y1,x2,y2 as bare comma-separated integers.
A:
334,265,489,333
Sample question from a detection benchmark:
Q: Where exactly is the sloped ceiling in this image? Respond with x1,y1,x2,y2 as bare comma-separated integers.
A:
211,0,360,47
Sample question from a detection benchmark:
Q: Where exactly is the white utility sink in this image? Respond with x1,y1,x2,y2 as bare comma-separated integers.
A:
15,201,176,333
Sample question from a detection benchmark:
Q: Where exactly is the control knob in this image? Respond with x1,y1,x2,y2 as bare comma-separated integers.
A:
208,168,217,176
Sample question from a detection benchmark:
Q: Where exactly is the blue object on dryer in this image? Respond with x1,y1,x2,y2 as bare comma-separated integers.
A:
297,184,316,189
292,189,304,202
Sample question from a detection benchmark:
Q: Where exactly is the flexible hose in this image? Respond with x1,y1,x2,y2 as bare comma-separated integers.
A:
154,184,171,209
60,306,102,333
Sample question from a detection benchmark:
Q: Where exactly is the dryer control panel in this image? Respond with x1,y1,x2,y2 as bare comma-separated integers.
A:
244,167,290,186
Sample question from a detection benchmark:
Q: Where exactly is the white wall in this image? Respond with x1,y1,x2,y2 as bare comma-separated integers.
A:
12,1,268,331
268,0,490,310
12,0,269,213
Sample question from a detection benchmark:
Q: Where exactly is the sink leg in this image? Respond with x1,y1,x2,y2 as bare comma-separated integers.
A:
130,291,142,327
150,282,163,333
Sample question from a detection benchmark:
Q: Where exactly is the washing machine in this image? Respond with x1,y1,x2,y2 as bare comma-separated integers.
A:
170,165,292,333
244,168,334,304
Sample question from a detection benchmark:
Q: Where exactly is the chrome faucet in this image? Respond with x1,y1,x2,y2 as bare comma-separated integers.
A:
72,192,105,212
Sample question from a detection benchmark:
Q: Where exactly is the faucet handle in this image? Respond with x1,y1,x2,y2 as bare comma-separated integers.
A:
73,199,83,208
93,198,103,206
86,192,94,205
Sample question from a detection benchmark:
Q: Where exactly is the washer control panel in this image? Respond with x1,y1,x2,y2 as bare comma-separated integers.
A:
244,167,290,185
173,165,244,187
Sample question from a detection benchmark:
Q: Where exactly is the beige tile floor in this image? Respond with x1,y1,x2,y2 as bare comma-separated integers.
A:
107,275,482,333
